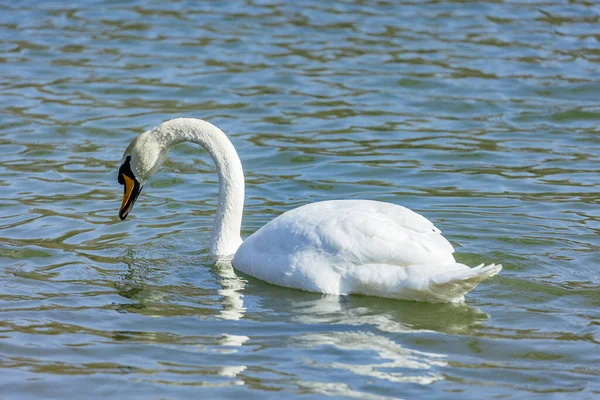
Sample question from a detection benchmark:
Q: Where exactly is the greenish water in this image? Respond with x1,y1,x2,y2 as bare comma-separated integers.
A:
1,1,600,398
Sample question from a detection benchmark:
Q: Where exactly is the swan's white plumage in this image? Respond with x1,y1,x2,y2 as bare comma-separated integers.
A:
119,118,501,303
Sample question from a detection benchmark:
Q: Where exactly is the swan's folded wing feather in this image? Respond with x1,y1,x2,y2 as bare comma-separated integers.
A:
311,200,455,266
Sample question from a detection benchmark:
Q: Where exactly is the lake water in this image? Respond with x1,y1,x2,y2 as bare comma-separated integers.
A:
1,1,600,398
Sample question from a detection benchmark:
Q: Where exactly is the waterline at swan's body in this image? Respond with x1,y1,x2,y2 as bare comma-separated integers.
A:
117,118,501,303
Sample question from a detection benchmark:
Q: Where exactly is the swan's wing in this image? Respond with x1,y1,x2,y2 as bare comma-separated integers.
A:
311,200,455,266
238,199,455,268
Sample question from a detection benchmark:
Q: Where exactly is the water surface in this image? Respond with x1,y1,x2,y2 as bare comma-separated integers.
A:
1,1,600,398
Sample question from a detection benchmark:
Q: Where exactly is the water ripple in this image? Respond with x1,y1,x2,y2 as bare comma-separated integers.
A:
1,0,600,398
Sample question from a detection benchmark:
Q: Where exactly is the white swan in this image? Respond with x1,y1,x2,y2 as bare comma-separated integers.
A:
117,118,501,303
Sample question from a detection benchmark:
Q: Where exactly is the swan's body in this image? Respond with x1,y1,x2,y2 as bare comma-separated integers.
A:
117,118,501,303
234,200,500,302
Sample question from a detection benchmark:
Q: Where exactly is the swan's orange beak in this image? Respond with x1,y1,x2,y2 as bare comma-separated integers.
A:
119,173,142,220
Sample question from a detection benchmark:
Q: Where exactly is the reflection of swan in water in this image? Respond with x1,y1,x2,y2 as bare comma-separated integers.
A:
282,295,489,387
289,294,491,335
213,258,247,321
210,267,490,390
299,331,446,385
112,256,249,382
113,254,489,393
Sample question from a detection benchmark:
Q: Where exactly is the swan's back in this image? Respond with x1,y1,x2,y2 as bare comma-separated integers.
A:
233,200,501,302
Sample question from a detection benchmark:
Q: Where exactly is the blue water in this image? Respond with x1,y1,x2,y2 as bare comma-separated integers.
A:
1,1,600,398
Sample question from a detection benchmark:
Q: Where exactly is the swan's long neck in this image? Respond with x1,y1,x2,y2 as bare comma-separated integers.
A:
152,118,244,257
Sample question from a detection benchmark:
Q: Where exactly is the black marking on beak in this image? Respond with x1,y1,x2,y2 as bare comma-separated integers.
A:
118,156,143,220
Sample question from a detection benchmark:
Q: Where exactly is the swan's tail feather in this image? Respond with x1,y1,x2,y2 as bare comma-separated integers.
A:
428,263,502,303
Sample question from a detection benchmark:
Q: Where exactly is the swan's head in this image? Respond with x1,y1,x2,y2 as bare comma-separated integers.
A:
118,129,169,220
